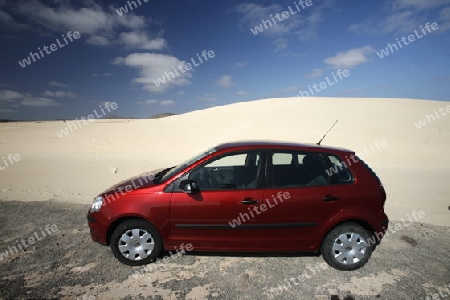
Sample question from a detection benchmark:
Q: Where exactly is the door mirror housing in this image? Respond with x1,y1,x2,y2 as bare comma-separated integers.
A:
180,180,199,194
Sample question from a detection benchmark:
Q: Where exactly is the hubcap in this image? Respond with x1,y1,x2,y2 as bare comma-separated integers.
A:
332,232,367,265
118,228,155,261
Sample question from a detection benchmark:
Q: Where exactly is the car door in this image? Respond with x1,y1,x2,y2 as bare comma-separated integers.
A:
169,150,265,251
260,150,343,251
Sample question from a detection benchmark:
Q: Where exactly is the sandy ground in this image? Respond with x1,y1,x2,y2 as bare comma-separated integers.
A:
0,97,449,299
0,200,449,300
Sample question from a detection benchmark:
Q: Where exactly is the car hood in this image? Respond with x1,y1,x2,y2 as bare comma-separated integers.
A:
102,168,166,195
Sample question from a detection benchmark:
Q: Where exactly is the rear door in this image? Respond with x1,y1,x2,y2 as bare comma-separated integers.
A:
260,150,343,251
169,150,265,251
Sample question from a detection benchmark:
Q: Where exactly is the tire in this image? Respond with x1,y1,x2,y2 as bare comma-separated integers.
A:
111,219,162,266
321,222,373,271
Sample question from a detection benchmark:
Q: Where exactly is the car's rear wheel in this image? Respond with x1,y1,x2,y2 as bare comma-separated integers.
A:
321,223,373,271
111,219,162,266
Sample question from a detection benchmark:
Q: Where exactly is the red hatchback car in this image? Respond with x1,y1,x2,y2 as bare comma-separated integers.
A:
87,141,388,271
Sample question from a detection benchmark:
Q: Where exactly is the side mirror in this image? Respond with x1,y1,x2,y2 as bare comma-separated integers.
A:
180,180,199,194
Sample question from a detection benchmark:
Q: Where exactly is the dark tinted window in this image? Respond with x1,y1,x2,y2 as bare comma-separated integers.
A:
269,151,330,188
325,154,354,183
189,151,262,190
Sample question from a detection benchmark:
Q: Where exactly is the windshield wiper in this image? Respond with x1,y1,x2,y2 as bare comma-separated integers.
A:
153,167,175,183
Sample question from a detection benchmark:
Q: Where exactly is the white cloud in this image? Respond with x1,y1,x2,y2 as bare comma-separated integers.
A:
178,91,186,95
216,75,234,88
113,53,192,93
237,1,335,50
86,36,111,46
0,90,59,107
10,0,162,49
102,73,112,77
306,68,323,78
392,0,450,10
197,94,218,102
237,91,248,95
138,100,158,105
324,46,375,69
348,11,421,35
49,80,68,88
160,100,174,106
42,91,76,98
235,62,247,69
118,32,167,50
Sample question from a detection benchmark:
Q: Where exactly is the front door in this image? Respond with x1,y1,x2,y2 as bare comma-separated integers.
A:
169,150,265,251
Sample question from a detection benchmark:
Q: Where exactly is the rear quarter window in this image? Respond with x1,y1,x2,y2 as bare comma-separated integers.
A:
325,154,354,184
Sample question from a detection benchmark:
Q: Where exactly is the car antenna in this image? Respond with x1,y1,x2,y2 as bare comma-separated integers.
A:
317,119,339,146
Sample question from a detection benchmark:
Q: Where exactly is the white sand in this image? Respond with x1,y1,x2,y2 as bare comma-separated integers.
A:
0,97,449,226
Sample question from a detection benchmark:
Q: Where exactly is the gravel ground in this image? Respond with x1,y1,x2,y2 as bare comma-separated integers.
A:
0,200,449,300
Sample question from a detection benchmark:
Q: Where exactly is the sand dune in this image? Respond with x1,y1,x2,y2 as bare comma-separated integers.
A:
0,97,449,226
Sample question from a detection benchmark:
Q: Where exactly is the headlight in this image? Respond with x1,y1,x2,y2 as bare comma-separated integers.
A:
90,196,104,213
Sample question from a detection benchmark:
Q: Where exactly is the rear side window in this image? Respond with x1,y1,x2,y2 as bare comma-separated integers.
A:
325,154,354,184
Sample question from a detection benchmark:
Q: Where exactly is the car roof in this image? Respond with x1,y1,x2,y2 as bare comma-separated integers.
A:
215,140,353,154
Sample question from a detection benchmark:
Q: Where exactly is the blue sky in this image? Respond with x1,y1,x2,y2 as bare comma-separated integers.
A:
0,0,449,120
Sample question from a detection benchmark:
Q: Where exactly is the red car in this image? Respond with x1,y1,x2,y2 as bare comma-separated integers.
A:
87,141,388,271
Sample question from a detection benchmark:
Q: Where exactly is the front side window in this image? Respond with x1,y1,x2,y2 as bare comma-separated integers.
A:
270,151,330,188
188,151,262,190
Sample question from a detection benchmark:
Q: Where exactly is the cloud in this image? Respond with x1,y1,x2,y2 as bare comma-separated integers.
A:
348,1,450,36
237,1,335,50
216,75,234,88
10,0,165,49
42,91,77,98
237,91,248,95
178,91,186,95
49,80,68,88
306,68,323,78
197,94,218,102
86,35,111,46
0,90,59,107
138,100,158,105
392,0,450,10
324,46,375,69
234,62,247,69
160,100,174,106
92,73,113,77
114,53,192,93
348,11,422,35
118,32,167,50
0,8,27,30
138,99,174,105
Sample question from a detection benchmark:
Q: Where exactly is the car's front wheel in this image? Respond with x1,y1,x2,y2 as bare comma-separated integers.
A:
111,219,162,266
321,223,374,271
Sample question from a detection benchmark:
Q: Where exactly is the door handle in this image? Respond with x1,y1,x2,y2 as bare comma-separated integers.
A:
241,198,259,205
323,195,339,202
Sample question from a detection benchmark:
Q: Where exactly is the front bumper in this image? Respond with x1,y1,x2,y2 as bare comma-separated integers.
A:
87,212,108,245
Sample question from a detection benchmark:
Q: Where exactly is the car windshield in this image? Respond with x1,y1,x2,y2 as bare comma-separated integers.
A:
157,147,217,183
